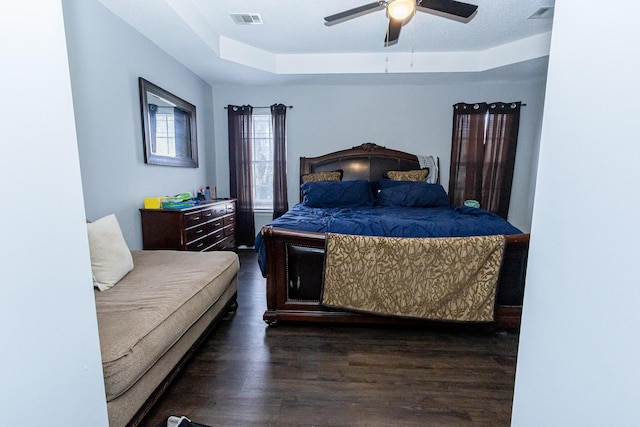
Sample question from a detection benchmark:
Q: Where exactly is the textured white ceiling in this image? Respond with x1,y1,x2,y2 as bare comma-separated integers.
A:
97,0,555,85
196,0,554,53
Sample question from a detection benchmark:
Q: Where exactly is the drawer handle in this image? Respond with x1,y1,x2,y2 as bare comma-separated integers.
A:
196,229,203,234
191,216,200,221
204,212,212,217
196,243,204,248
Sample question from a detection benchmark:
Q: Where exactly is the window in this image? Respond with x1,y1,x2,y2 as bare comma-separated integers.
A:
251,113,273,210
154,107,176,156
228,103,288,244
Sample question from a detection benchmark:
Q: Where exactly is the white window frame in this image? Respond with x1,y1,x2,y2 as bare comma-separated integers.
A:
154,107,176,156
251,111,273,212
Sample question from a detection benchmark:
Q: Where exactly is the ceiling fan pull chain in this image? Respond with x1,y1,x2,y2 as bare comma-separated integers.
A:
385,17,390,73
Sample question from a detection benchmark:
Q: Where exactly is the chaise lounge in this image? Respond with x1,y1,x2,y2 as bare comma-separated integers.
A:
88,214,239,427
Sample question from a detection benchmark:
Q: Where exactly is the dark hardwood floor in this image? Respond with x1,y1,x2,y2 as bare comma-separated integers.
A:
140,251,520,427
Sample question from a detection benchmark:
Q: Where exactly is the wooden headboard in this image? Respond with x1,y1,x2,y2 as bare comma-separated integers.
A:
300,142,422,180
299,143,440,200
299,143,438,201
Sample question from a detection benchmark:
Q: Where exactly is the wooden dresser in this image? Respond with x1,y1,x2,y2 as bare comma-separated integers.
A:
140,199,236,251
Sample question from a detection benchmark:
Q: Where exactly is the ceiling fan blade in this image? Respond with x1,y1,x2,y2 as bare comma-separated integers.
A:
417,0,478,19
384,17,403,46
324,2,384,24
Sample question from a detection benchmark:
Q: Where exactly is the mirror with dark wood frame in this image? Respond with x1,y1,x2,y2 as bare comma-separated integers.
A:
139,77,198,168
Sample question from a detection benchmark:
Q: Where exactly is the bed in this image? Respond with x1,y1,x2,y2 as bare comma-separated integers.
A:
256,143,529,329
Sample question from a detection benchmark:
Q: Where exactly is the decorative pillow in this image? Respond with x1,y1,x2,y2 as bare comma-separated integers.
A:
301,170,343,183
386,169,429,182
301,180,373,208
376,180,450,208
87,214,134,291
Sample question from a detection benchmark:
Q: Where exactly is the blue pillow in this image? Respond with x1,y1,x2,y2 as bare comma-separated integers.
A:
378,179,413,189
376,180,450,207
301,180,373,208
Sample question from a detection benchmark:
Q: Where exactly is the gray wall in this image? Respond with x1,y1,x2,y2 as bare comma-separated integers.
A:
63,0,216,250
512,1,640,425
1,1,108,424
213,79,547,232
63,0,546,243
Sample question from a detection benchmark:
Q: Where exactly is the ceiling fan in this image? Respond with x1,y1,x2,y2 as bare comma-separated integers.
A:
324,0,478,46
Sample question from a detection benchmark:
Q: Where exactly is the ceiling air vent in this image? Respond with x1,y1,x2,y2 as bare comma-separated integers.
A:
528,6,554,19
230,14,264,25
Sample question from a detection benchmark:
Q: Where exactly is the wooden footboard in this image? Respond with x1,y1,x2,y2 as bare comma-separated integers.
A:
262,226,529,330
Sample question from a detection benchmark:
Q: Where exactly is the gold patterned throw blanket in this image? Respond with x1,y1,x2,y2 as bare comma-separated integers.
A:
321,233,506,322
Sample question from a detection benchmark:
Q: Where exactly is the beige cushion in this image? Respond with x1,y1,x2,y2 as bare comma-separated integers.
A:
87,214,134,291
302,170,343,183
386,169,429,182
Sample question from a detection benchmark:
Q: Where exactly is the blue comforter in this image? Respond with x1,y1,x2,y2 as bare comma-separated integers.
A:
254,203,522,276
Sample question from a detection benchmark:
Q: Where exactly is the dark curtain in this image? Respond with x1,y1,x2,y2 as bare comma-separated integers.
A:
482,102,521,217
448,102,521,219
228,105,255,246
449,103,488,207
271,104,288,219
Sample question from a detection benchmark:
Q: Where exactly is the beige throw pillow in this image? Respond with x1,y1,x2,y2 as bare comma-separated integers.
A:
87,214,134,291
302,170,343,183
386,169,429,182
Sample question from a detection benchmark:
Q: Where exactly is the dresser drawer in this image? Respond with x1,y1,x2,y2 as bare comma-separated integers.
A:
185,223,208,243
184,210,207,228
224,223,235,237
209,217,224,231
209,228,224,242
200,208,216,222
186,235,210,251
225,238,236,249
212,235,235,251
223,213,236,226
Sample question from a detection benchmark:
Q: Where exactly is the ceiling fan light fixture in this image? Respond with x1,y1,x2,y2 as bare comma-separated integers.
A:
324,0,478,45
387,0,415,20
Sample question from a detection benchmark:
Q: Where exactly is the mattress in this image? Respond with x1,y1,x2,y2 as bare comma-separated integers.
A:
94,250,239,401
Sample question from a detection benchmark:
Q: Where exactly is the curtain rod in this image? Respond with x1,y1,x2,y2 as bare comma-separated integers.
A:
224,105,293,109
